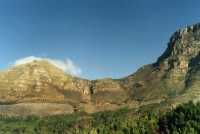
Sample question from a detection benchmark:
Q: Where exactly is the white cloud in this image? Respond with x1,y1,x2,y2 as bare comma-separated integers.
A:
14,56,82,76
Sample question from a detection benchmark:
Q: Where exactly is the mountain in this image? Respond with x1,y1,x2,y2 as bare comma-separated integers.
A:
122,23,200,106
1,23,200,116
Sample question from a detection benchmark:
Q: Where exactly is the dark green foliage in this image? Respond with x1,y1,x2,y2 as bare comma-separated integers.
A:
158,101,200,134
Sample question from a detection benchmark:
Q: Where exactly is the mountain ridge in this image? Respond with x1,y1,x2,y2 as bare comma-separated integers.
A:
1,23,200,116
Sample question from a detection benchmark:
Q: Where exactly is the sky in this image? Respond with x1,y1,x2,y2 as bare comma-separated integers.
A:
0,0,200,79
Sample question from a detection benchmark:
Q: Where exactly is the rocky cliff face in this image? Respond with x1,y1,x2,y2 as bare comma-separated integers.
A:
154,23,200,105
157,23,200,89
1,23,200,116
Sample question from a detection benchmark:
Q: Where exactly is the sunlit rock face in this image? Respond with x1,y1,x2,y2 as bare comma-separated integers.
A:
155,23,200,90
158,23,200,71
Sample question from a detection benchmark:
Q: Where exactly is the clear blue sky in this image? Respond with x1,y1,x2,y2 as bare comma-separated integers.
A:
0,0,200,79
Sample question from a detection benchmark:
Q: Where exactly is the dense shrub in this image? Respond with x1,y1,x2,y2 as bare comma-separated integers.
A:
158,101,200,134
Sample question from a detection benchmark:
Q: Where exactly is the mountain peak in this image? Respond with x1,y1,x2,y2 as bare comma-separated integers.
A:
12,56,82,77
11,60,66,75
157,23,200,72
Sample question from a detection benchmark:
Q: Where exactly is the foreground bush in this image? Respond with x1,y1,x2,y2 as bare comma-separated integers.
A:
158,101,200,134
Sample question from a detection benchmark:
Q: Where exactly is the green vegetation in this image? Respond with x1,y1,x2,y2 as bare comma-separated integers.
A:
158,101,200,134
0,101,200,134
0,107,158,134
